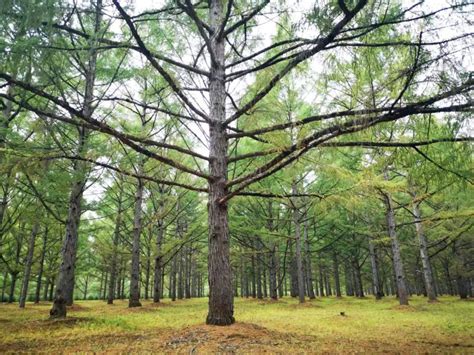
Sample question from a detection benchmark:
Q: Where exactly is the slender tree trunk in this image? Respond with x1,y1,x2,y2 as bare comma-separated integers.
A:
108,188,123,304
129,166,144,308
144,246,151,300
1,271,8,302
256,239,263,299
304,217,315,299
412,199,437,302
292,182,305,303
83,274,89,300
382,182,409,306
333,252,342,297
344,262,354,296
153,209,165,303
205,0,234,326
19,222,40,308
9,272,18,303
368,238,383,300
35,227,48,303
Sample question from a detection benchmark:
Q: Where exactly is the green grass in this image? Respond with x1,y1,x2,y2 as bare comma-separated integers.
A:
0,296,472,352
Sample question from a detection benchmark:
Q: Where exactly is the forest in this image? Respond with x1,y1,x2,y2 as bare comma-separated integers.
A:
0,0,473,352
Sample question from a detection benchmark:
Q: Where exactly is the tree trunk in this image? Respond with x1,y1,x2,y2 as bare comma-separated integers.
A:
368,238,383,300
35,227,48,303
333,252,342,297
382,182,409,306
9,272,18,303
50,0,102,318
304,217,315,299
19,222,40,308
108,187,123,304
206,0,234,326
153,207,165,303
344,262,354,296
129,167,144,308
292,182,305,303
412,199,437,302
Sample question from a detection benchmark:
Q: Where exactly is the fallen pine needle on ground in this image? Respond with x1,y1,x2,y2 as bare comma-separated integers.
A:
0,296,472,353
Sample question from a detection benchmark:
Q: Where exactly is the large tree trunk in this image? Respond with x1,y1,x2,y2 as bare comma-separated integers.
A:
34,227,48,303
50,0,102,319
292,182,305,303
412,199,437,302
382,183,409,306
206,0,234,326
129,168,144,308
19,222,40,308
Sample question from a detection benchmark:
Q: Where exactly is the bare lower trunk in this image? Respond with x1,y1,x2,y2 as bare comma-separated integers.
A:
50,177,84,317
108,188,123,304
383,185,409,306
304,217,315,299
412,200,437,302
153,213,165,302
129,171,144,308
206,0,234,326
333,252,342,297
369,238,383,300
292,182,305,304
19,222,40,308
34,227,48,303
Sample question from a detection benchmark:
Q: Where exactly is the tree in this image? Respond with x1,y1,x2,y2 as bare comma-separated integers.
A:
0,0,472,323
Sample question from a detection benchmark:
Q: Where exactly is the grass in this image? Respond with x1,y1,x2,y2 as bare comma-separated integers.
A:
0,296,473,353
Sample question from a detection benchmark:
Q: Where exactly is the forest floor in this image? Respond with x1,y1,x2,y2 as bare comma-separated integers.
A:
0,296,473,353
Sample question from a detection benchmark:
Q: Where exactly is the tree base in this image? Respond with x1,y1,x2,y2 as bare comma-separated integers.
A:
50,297,67,319
107,299,113,305
206,315,235,326
128,300,142,308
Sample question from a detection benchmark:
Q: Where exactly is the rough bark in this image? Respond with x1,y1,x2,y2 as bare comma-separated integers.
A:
412,199,437,302
50,0,102,318
35,227,48,303
206,0,234,326
153,200,165,303
19,222,40,308
107,186,123,304
382,181,409,306
129,166,144,308
304,217,315,299
292,182,305,303
368,237,383,300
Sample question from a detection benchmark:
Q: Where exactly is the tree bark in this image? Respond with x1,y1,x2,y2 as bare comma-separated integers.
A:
34,227,48,303
206,0,234,326
107,186,123,304
153,200,165,303
333,251,342,297
412,199,437,302
19,222,40,308
129,165,144,308
50,0,102,318
382,181,409,306
368,237,383,300
292,182,305,303
304,217,315,299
